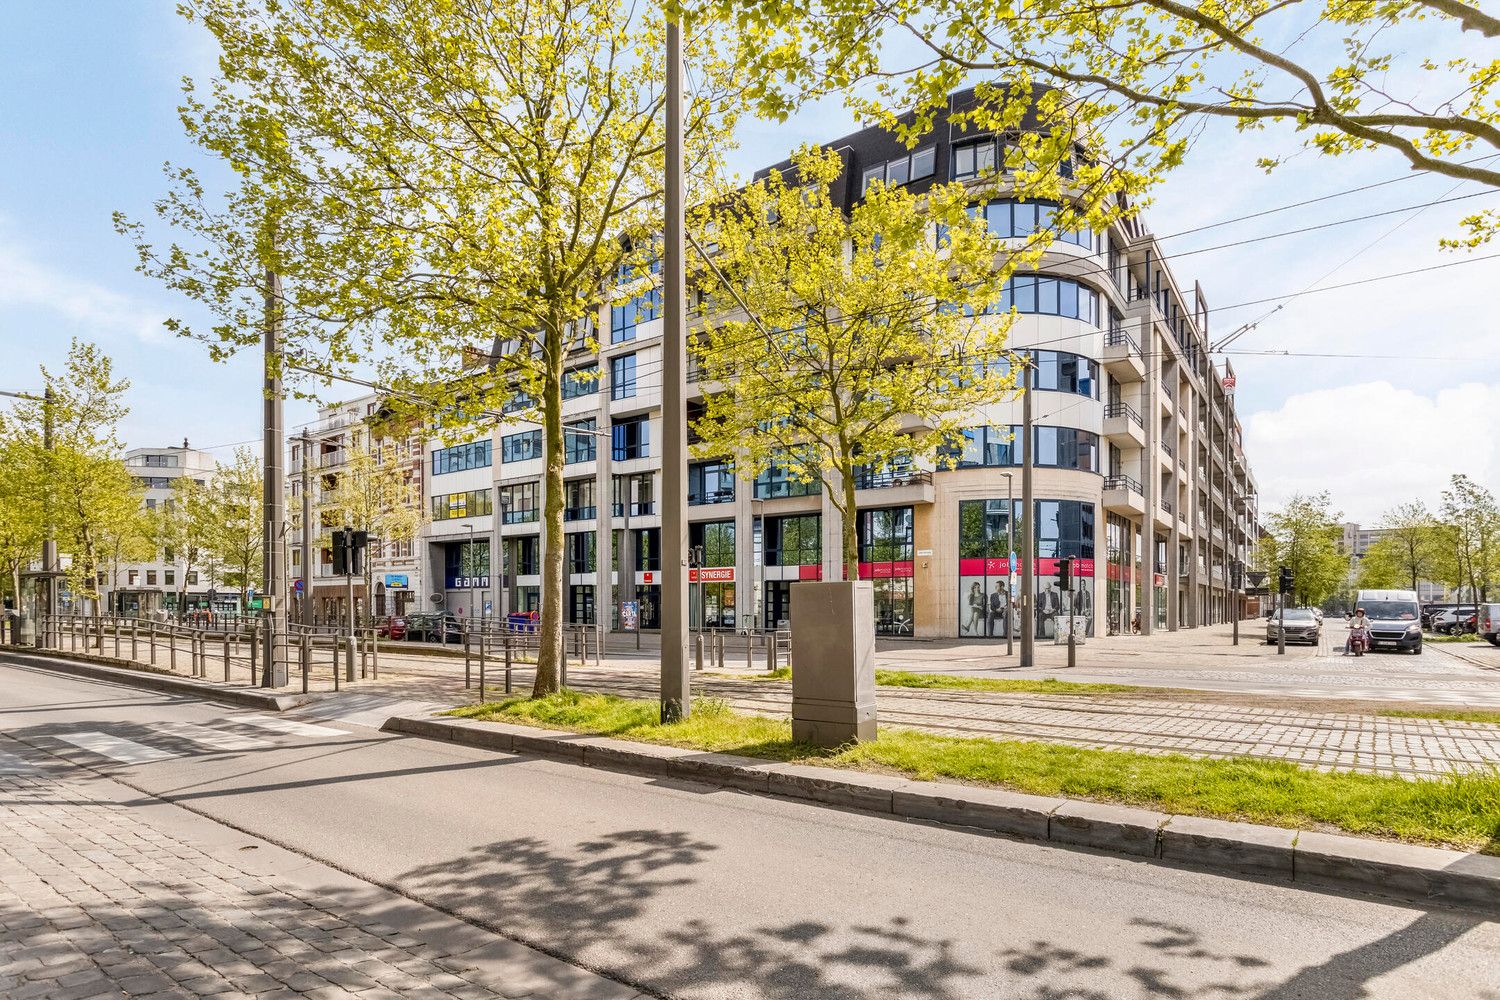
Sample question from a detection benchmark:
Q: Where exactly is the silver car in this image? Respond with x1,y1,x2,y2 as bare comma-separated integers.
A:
1266,607,1321,645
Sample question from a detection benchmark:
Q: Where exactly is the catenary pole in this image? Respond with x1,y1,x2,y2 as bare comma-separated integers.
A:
1020,372,1035,668
660,13,690,721
261,268,288,686
300,429,312,625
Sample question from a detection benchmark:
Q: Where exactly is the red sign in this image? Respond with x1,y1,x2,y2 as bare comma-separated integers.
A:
858,561,916,580
688,567,735,583
958,557,1095,577
1154,573,1167,587
642,571,654,584
797,564,823,581
1221,374,1236,391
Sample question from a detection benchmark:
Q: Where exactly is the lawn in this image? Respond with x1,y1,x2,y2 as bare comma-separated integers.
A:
1379,708,1500,726
449,690,1500,854
735,666,1146,696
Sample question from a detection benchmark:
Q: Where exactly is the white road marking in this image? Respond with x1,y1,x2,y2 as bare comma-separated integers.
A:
226,714,349,738
307,698,442,730
149,721,270,751
55,732,178,764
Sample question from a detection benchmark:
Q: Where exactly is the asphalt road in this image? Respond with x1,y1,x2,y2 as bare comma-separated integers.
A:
2,656,1497,1000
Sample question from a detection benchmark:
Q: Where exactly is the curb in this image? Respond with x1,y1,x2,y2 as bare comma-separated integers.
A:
1,647,315,713
382,713,1500,910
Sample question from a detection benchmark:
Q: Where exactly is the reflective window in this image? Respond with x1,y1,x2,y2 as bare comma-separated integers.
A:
501,430,542,463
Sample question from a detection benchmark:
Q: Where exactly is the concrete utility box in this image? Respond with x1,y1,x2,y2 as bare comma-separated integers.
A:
790,581,877,747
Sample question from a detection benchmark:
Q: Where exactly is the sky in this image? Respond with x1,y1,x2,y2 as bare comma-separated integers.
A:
1,3,1497,526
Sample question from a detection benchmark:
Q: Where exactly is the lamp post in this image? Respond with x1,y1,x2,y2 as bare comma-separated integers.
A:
1001,471,1014,657
497,493,511,623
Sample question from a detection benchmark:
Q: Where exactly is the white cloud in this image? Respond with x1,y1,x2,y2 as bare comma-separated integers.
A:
1245,381,1500,524
0,230,170,344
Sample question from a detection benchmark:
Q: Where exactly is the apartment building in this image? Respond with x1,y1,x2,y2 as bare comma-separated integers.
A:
288,395,425,622
103,441,219,615
424,87,1260,639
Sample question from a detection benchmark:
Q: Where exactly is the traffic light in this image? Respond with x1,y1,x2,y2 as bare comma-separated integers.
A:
332,528,350,576
1278,566,1293,595
1055,557,1073,591
350,530,368,574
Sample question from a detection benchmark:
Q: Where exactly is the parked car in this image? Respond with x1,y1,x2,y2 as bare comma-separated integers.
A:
1266,607,1321,645
1355,589,1424,653
1420,603,1456,629
1479,604,1500,647
1432,607,1479,635
405,612,463,644
375,615,407,641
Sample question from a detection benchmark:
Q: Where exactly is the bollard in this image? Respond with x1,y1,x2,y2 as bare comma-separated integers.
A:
131,621,138,661
360,631,368,680
249,624,258,681
768,634,778,672
223,634,231,682
113,620,121,659
715,631,725,670
479,634,487,703
333,635,342,692
169,630,178,672
694,632,704,671
464,631,473,689
504,633,513,695
148,625,156,665
370,631,379,679
746,631,754,671
300,632,311,694
345,628,356,683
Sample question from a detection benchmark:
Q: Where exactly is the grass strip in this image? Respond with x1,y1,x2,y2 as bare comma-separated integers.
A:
449,691,1500,854
1379,708,1500,725
733,666,1145,695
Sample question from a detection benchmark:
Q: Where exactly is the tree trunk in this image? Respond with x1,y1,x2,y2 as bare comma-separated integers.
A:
840,462,859,584
533,322,567,696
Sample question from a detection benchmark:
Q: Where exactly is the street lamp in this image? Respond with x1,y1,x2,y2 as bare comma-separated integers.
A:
1000,471,1014,657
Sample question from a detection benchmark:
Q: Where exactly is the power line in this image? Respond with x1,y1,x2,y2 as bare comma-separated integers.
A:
1209,251,1500,311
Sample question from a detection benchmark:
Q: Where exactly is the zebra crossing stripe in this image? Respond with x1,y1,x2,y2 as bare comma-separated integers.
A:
310,699,441,730
55,732,178,764
228,715,349,738
149,721,270,751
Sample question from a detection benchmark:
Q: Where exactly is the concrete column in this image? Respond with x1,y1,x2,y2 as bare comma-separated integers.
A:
820,474,843,582
1138,347,1155,637
734,482,755,628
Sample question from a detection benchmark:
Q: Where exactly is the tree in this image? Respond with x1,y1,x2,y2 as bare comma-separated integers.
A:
1257,492,1347,606
720,1,1500,244
1356,501,1444,593
160,474,218,617
1439,474,1500,601
203,447,264,609
118,0,744,695
0,423,45,617
319,429,423,620
690,146,1040,578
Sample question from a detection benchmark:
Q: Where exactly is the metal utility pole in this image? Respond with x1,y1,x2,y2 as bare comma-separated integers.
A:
1001,471,1014,657
660,13,691,721
1019,374,1035,668
300,429,312,625
261,269,289,686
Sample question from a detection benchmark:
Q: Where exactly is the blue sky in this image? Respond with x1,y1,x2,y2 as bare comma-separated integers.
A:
2,3,1497,523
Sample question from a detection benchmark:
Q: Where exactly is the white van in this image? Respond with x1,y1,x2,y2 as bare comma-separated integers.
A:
1354,589,1423,654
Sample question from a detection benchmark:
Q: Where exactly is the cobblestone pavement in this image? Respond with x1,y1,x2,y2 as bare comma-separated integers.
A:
0,744,641,1000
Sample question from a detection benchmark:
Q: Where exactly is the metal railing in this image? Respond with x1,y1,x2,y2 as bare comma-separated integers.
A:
853,469,933,491
1105,402,1143,427
1104,474,1143,494
1104,329,1141,356
688,487,735,506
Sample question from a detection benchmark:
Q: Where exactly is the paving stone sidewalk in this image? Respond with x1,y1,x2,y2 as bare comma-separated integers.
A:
0,750,641,1000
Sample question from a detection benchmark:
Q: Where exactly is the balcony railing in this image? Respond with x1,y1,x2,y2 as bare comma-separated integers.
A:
563,505,597,522
1161,441,1175,460
854,469,933,491
1104,474,1143,494
1104,402,1143,428
1104,329,1141,357
630,501,655,516
1160,497,1174,515
1160,380,1174,403
688,487,735,506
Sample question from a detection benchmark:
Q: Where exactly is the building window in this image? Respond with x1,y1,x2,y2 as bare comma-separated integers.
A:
767,515,820,567
1031,351,1099,398
941,425,1098,472
501,430,542,463
612,416,650,460
951,138,997,179
690,520,736,567
500,482,539,523
164,570,175,585
633,528,660,571
565,532,596,574
857,507,914,564
565,419,597,464
688,459,735,505
502,388,535,413
1034,427,1100,473
753,458,820,499
610,354,637,400
568,585,596,624
975,198,1093,249
564,479,597,521
859,146,937,195
431,489,494,521
513,535,540,576
563,365,598,400
187,571,199,585
611,260,662,343
431,440,492,476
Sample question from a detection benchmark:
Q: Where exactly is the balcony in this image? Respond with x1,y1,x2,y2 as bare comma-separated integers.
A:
563,505,597,522
853,468,935,505
1104,402,1146,447
1102,474,1146,516
1154,495,1174,528
688,487,735,507
1101,329,1146,382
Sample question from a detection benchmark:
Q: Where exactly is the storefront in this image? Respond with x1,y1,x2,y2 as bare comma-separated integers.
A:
957,498,1096,639
858,507,914,636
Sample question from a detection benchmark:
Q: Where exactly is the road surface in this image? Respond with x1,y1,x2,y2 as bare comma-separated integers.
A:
2,656,1496,1000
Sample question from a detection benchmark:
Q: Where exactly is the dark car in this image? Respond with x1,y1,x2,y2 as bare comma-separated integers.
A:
406,612,463,644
